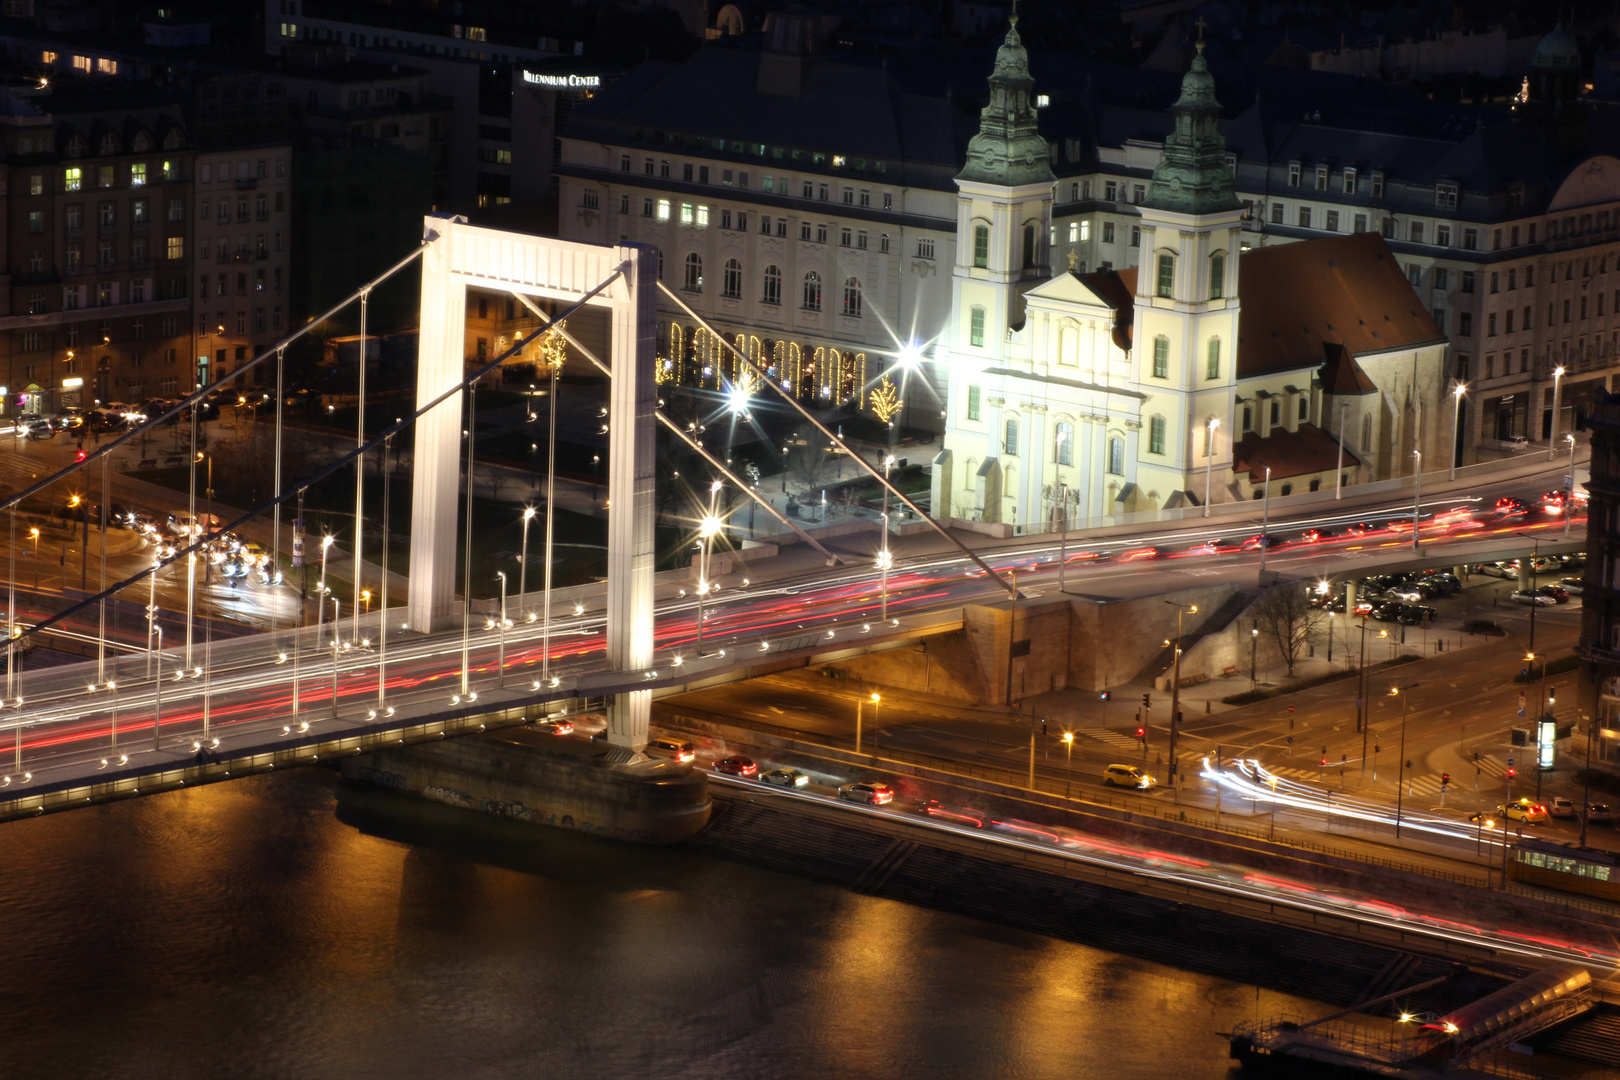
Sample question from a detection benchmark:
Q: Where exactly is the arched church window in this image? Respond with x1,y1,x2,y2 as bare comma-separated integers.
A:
1156,253,1175,298
842,277,862,317
1107,436,1124,475
1149,416,1165,455
802,271,821,311
1054,421,1074,465
683,252,703,292
969,306,985,348
1152,335,1169,378
1206,337,1221,379
1004,415,1019,456
1210,253,1226,300
973,224,989,268
761,265,781,305
1022,223,1036,268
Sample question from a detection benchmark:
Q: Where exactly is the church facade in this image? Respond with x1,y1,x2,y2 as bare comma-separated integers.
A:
933,24,1450,530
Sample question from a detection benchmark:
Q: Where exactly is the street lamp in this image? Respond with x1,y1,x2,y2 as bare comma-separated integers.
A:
520,506,537,622
1062,730,1074,796
856,690,879,755
1166,601,1198,794
1203,417,1219,516
1390,682,1418,839
150,624,163,749
1334,399,1348,500
329,596,342,715
1449,382,1467,480
1548,365,1565,459
27,527,39,591
1563,433,1578,539
316,534,335,649
1250,623,1259,688
495,571,507,686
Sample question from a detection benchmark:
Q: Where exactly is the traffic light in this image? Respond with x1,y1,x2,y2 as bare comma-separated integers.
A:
1142,693,1151,709
1135,726,1146,740
74,449,86,462
1099,690,1111,701
1375,744,1381,755
1507,766,1517,779
1321,757,1328,767
1441,772,1451,786
1040,718,1048,737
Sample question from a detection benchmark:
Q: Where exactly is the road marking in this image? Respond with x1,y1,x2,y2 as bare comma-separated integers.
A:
1075,727,1138,748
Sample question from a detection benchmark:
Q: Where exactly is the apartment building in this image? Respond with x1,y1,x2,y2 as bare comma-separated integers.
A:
556,29,970,420
0,78,194,413
190,142,293,384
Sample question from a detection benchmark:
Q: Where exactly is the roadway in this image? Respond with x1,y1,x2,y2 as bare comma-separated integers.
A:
0,450,1596,821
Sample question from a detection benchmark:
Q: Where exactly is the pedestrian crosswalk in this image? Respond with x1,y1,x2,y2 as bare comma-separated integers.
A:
1076,727,1139,749
1255,753,1515,797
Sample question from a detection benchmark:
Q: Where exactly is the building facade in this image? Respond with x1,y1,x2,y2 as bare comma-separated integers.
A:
1577,390,1620,769
0,80,194,413
933,27,1447,529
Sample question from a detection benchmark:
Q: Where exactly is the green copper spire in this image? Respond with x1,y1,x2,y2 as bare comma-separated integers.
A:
1142,39,1242,214
956,13,1056,188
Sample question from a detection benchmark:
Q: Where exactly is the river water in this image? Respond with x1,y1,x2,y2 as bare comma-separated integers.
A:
0,769,1326,1079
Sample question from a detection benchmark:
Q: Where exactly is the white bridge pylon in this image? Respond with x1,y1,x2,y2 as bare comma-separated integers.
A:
411,215,657,750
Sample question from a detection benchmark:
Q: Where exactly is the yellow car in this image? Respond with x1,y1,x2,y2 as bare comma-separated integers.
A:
1499,797,1548,824
1102,764,1155,790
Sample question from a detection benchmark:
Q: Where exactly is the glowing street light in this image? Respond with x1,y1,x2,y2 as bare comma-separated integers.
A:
520,506,537,622
696,482,723,653
1204,416,1220,517
1449,381,1467,480
1549,365,1565,460
725,384,751,418
856,691,880,754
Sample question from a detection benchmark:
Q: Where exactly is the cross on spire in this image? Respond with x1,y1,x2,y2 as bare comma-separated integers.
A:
1193,15,1207,43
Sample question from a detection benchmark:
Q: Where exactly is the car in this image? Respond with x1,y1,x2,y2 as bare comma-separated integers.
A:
1298,527,1338,543
1531,555,1565,574
645,736,696,763
761,767,809,788
1536,584,1570,604
530,716,574,735
1187,538,1235,555
1345,522,1385,536
921,799,986,826
1462,618,1507,636
1424,573,1462,595
1475,561,1512,578
1240,534,1279,551
1371,601,1406,622
1548,797,1577,819
1386,586,1426,603
1559,576,1585,595
1495,496,1530,515
1118,546,1164,562
1586,803,1613,824
1500,798,1549,824
1504,435,1531,450
1102,763,1155,789
1395,605,1437,626
1510,589,1556,606
713,756,758,778
838,781,894,805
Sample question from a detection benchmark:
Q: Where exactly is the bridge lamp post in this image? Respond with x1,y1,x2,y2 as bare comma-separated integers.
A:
1548,365,1565,459
1563,433,1577,539
1062,730,1074,797
696,482,723,653
1410,450,1423,554
107,680,118,756
151,625,163,749
495,571,508,687
316,534,334,650
29,527,38,591
1203,417,1219,517
1449,381,1467,480
330,597,342,716
520,507,536,623
874,547,893,622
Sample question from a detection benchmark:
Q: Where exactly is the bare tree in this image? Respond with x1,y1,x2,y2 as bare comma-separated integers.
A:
784,442,836,507
1250,583,1323,678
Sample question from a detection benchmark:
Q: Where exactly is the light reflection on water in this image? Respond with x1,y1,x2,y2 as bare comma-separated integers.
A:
0,768,1325,1079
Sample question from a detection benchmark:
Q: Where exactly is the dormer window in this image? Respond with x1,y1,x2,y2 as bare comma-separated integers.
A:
1435,181,1458,210
1287,161,1301,187
1314,165,1328,191
1371,171,1385,199
1343,168,1357,194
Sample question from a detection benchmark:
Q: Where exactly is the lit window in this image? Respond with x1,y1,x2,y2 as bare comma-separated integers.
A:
130,162,146,186
656,199,670,221
63,166,81,191
166,237,184,259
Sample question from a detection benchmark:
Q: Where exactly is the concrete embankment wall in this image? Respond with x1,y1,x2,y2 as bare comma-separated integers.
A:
342,730,712,844
692,785,1513,1015
657,707,1620,946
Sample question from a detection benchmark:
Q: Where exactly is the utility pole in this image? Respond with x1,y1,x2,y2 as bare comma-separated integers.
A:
1166,601,1197,797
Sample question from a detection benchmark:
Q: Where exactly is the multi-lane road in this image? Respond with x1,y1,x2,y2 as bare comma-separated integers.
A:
0,452,1593,814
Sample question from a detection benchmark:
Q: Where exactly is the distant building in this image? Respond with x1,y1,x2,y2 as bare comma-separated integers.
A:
1577,390,1620,769
0,78,195,414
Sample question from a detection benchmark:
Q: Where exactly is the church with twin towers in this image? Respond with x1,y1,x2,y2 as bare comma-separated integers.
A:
932,19,1447,530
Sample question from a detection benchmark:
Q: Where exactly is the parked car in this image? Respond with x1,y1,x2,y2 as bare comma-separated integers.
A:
1371,602,1406,622
1476,561,1515,578
1586,803,1613,824
1426,573,1462,595
1396,605,1437,626
1536,584,1571,604
1102,763,1155,790
838,781,894,806
761,767,809,788
1510,589,1556,607
1462,619,1507,637
713,756,758,778
1559,576,1585,595
1500,797,1549,824
1386,586,1426,603
1548,797,1577,819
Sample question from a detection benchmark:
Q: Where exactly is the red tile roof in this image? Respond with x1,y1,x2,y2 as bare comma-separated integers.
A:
1232,422,1361,482
1236,232,1444,377
1319,341,1379,395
